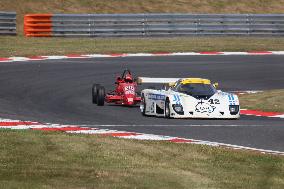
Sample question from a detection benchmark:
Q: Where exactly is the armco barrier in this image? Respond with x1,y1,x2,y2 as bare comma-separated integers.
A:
24,13,284,37
0,11,16,35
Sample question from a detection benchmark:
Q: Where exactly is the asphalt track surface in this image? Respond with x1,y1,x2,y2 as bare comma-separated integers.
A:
0,55,283,152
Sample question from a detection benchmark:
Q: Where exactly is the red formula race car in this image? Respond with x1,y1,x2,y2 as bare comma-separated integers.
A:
92,69,141,106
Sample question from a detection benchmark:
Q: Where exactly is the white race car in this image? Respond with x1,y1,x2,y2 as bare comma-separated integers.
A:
138,77,240,119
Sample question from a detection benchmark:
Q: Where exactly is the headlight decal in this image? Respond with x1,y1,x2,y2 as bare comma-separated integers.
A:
229,105,239,115
172,104,184,115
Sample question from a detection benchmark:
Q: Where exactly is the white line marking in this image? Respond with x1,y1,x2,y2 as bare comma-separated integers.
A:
43,56,68,59
77,124,280,127
120,134,176,140
270,51,284,54
271,115,284,118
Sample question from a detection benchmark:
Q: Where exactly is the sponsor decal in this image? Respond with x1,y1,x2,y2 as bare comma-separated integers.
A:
148,93,165,101
195,99,216,115
124,86,135,94
127,98,133,102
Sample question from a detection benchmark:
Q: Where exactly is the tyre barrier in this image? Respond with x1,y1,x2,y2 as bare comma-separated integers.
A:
24,14,52,37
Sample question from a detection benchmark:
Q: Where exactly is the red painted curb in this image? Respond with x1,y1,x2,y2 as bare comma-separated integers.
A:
0,58,12,62
33,126,93,131
0,121,39,126
240,109,283,117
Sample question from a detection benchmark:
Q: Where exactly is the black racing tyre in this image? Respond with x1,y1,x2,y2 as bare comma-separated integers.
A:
92,84,100,104
141,94,146,116
165,99,171,119
97,86,105,106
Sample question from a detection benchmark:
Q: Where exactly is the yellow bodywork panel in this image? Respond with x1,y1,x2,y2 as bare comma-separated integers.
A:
180,78,211,85
168,82,176,87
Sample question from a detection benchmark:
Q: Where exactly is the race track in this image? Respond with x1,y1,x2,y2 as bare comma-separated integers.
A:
0,55,283,151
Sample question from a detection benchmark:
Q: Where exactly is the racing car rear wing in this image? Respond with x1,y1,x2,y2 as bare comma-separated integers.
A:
137,77,180,84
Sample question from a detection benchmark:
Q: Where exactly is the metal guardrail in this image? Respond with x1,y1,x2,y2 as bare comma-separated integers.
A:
0,11,16,35
24,14,284,37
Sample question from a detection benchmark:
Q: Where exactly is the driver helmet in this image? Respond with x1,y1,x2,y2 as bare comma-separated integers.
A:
125,73,133,82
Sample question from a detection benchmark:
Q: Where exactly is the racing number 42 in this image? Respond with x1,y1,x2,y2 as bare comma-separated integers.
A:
208,99,220,104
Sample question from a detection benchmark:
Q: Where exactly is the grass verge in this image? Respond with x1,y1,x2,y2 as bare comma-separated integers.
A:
239,89,284,112
1,36,284,57
0,129,284,189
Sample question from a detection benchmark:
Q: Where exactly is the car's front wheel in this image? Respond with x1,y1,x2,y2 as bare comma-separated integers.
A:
165,99,171,118
97,86,105,106
92,84,100,104
141,94,146,116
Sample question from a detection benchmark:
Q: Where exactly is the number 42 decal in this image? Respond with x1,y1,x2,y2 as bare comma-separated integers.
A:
208,99,220,104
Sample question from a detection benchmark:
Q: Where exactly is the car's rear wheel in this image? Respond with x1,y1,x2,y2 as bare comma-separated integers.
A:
92,84,100,104
165,99,171,118
97,86,105,106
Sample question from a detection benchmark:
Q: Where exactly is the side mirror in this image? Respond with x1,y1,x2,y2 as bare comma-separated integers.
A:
213,82,219,88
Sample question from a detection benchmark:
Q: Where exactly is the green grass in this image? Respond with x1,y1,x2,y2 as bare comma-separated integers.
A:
239,89,284,112
1,1,284,188
1,36,284,57
0,129,284,189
